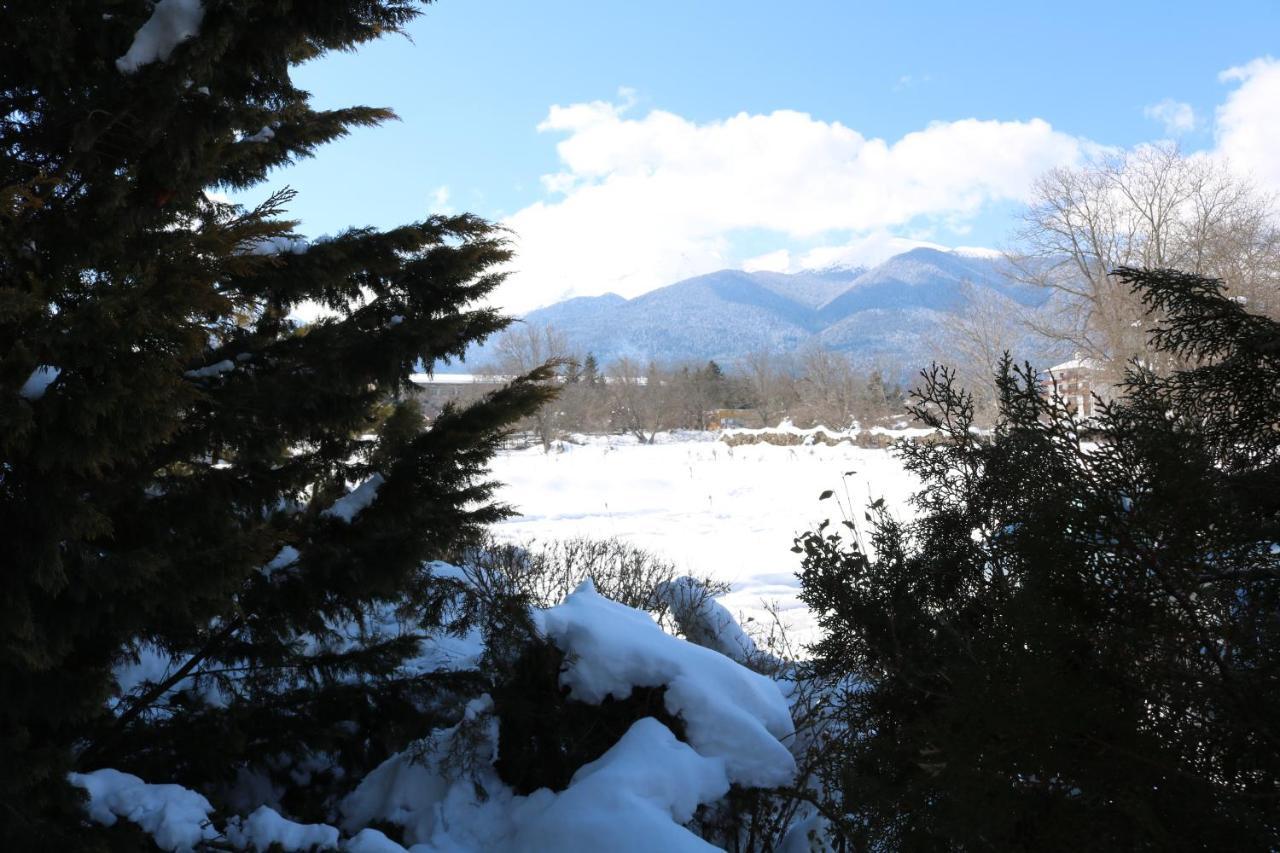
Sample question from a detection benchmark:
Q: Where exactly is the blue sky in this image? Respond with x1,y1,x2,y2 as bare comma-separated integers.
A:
240,0,1280,312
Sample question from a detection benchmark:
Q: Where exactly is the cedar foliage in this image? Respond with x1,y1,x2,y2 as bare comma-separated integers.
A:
798,268,1279,850
0,1,554,847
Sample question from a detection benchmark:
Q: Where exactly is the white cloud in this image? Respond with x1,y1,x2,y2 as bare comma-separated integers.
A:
1143,98,1196,135
1215,57,1280,196
796,232,952,271
428,185,452,214
893,73,931,91
741,249,792,273
496,97,1090,312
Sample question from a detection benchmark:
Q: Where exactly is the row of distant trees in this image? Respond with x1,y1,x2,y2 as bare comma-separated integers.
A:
485,324,905,447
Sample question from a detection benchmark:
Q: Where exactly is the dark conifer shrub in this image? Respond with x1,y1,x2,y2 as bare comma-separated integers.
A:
798,268,1279,850
0,1,553,847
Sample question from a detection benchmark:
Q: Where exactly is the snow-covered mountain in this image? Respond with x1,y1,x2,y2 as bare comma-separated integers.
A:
462,248,1046,372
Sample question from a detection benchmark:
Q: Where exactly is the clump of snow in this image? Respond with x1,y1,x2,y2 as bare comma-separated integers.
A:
509,717,730,853
116,0,205,74
388,314,405,327
345,828,410,852
113,642,174,699
69,769,218,852
259,545,300,580
536,580,795,788
652,576,762,665
184,359,234,379
341,695,509,848
245,235,310,256
242,125,276,144
224,805,339,852
19,364,60,400
322,474,385,523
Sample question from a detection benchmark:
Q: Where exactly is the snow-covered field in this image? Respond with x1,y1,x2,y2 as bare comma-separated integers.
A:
489,431,920,647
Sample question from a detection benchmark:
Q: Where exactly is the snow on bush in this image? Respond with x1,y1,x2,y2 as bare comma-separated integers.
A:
85,570,798,851
116,0,205,74
653,575,765,665
69,769,218,852
537,580,795,789
224,805,339,851
507,717,730,852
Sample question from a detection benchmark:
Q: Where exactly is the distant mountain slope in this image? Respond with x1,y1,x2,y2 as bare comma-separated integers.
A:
460,249,1049,373
817,248,1040,320
750,267,864,310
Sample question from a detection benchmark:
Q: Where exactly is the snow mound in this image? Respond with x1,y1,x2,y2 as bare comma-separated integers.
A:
508,717,727,852
225,805,339,851
341,695,511,849
536,580,795,788
345,828,411,852
69,768,217,852
116,0,205,74
342,700,736,852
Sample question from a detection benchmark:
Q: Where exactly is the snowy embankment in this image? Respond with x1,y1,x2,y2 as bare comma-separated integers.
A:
488,430,919,646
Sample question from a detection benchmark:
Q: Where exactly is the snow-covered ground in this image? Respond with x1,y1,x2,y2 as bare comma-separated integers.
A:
489,430,920,647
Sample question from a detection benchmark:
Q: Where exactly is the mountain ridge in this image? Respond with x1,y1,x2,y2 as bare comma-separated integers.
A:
459,248,1046,373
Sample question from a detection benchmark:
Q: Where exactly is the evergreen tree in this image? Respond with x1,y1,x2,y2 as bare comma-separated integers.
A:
797,268,1280,849
581,352,601,387
0,1,553,847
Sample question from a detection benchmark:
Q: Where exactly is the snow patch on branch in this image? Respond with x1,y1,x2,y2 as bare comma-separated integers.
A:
116,0,205,74
184,359,234,379
242,125,276,144
322,474,385,523
244,235,311,256
259,545,300,580
224,805,340,852
69,769,218,852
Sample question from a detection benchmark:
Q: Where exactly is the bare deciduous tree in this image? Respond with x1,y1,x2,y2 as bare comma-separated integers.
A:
742,348,799,428
490,323,570,450
607,357,663,444
794,344,858,429
938,282,1032,423
1010,142,1280,371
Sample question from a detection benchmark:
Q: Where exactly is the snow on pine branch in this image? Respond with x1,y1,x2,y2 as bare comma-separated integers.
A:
183,359,234,380
243,235,311,256
116,0,205,74
69,769,218,851
322,474,386,523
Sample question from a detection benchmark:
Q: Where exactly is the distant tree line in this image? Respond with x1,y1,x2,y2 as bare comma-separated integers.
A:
485,325,908,447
